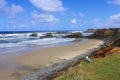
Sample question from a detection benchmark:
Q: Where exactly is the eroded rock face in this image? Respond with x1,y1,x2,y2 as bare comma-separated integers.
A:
104,29,113,36
88,28,120,47
89,28,120,39
91,46,120,58
89,29,114,39
91,46,114,58
29,33,38,37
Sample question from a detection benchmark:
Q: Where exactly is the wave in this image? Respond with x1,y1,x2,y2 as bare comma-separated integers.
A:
0,38,74,48
20,38,75,46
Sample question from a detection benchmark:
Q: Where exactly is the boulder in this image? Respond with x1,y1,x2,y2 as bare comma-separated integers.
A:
45,33,53,37
84,29,96,33
40,33,53,38
29,33,38,37
63,32,82,38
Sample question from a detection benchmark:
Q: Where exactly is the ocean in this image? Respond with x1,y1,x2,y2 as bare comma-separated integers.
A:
0,31,93,57
0,31,73,56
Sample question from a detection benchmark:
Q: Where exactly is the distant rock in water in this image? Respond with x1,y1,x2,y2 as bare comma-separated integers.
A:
84,29,96,33
40,33,53,38
46,33,53,37
29,33,38,37
63,32,82,38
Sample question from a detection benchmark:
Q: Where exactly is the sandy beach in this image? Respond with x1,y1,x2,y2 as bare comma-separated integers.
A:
17,39,104,68
0,39,104,80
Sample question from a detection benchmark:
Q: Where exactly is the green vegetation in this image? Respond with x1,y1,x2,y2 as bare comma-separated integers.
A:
55,53,120,80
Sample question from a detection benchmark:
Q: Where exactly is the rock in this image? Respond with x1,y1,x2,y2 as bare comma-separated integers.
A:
56,31,70,34
84,29,96,33
45,33,53,37
88,28,120,47
29,33,38,37
63,32,82,38
40,33,53,38
90,29,114,38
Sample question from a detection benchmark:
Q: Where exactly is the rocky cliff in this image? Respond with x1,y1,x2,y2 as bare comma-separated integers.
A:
89,28,120,47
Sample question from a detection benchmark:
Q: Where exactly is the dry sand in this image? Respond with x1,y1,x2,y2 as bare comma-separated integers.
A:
0,39,104,80
17,39,104,68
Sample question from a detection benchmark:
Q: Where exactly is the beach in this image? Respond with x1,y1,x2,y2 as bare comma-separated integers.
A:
0,0,120,79
0,39,104,80
17,39,104,67
18,39,104,80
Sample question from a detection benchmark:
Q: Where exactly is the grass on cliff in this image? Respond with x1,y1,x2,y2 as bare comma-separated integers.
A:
55,53,120,80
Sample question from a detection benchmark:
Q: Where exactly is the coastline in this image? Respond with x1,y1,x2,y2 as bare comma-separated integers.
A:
16,39,104,80
17,39,104,68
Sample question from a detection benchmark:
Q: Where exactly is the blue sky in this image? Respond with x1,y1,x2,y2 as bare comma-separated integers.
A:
0,0,120,31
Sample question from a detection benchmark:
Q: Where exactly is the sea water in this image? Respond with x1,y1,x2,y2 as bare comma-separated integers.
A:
0,31,75,56
0,31,92,57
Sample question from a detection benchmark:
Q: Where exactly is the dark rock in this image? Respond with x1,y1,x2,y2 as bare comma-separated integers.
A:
46,33,53,37
56,31,71,34
88,29,115,39
29,33,38,37
88,28,120,47
84,29,96,33
40,33,53,38
63,32,82,38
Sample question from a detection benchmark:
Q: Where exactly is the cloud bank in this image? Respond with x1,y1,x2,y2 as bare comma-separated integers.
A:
0,0,24,18
93,13,120,28
29,0,65,12
31,11,59,24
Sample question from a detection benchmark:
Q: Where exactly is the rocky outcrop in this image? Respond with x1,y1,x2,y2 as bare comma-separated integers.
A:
56,31,71,34
63,32,82,38
84,29,96,33
88,28,120,59
89,29,114,39
88,28,120,47
91,46,114,58
40,33,53,38
29,33,38,37
91,46,120,58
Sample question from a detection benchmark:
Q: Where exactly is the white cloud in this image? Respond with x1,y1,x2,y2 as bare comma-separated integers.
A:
8,4,24,18
110,13,120,22
92,18,107,28
109,13,120,27
108,0,120,5
93,13,120,28
0,0,24,18
31,11,59,24
29,0,65,12
71,18,77,24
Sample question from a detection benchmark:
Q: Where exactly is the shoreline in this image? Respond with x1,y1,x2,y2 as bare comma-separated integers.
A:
17,39,104,67
16,39,104,80
0,38,86,80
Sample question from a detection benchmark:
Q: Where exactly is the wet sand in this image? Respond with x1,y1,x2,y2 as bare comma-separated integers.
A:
0,39,104,80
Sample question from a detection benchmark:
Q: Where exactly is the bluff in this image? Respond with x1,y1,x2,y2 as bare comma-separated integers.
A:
88,28,120,47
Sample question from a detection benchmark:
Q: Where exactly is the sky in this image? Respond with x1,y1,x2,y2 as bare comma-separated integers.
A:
0,0,120,31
